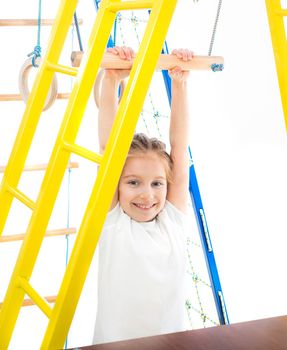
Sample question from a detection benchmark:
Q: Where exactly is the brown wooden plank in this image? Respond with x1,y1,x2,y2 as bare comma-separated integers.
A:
21,295,57,307
0,162,79,173
0,92,70,102
0,227,77,243
71,51,224,71
0,295,57,308
68,316,287,350
0,19,82,26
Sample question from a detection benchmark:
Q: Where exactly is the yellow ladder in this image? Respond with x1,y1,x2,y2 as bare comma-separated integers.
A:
0,0,177,348
266,0,287,131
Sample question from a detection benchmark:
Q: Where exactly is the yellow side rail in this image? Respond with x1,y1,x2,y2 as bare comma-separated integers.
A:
266,0,287,131
0,0,178,348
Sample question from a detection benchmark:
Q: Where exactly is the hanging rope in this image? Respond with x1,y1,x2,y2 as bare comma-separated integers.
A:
73,12,83,52
18,0,58,111
207,0,224,72
28,0,42,67
208,0,223,56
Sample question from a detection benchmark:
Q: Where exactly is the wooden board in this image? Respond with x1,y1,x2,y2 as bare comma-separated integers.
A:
0,19,82,26
0,93,70,102
68,315,287,350
71,51,224,71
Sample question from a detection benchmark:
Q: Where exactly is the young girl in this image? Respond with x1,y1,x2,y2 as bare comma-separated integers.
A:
93,46,193,344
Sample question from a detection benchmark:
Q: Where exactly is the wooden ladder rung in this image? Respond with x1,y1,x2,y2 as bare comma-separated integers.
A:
0,19,83,26
21,295,57,307
0,93,71,102
0,162,79,174
0,228,77,243
0,295,57,308
71,51,224,71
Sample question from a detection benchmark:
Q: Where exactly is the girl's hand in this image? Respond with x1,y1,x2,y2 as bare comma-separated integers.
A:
105,46,135,81
168,49,194,83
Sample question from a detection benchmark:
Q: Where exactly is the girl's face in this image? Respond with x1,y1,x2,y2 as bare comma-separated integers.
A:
118,152,168,222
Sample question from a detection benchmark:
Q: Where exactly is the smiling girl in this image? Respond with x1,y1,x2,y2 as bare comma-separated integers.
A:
93,46,193,344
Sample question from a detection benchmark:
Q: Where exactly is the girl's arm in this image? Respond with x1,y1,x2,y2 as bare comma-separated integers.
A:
98,46,134,208
167,49,193,213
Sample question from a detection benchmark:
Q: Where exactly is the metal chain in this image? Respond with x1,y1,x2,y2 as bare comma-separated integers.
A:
208,0,222,56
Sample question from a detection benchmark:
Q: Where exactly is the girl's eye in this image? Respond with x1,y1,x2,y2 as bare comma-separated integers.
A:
152,181,164,187
128,180,139,186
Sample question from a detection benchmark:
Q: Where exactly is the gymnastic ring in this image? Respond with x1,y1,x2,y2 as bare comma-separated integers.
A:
93,69,126,108
18,57,58,112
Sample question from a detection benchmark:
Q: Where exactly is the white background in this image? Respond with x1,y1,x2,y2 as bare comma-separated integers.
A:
0,0,287,348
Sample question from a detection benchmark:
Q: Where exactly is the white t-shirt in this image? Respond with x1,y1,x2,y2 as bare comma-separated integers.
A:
93,200,187,344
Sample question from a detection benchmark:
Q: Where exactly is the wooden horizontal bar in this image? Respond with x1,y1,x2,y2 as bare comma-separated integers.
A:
0,19,83,26
21,295,57,307
0,93,70,102
71,51,224,71
0,295,57,309
0,228,77,243
0,162,79,173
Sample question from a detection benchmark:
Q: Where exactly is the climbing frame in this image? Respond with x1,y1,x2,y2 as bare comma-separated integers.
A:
0,0,179,348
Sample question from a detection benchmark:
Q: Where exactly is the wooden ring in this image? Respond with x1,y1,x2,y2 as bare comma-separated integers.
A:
18,57,58,111
93,69,126,108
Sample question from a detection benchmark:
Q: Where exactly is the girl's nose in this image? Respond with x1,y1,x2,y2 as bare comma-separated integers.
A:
139,187,153,199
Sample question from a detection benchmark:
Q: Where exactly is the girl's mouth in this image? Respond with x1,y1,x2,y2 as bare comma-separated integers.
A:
133,203,155,210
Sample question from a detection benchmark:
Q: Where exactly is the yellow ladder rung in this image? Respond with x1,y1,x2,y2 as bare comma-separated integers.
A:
62,142,103,164
5,185,36,210
46,61,78,77
17,277,52,318
108,0,153,11
275,9,287,16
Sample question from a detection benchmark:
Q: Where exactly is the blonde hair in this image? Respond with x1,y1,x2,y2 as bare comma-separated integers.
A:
129,133,173,183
